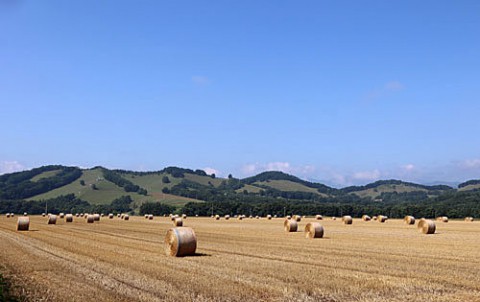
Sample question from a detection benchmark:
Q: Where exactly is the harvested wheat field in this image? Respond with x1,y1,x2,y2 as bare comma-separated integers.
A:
1,216,480,302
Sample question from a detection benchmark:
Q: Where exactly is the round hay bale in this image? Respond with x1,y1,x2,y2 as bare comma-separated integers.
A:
65,214,73,223
182,214,187,219
419,219,436,234
465,217,474,222
171,214,179,221
145,214,149,219
86,215,94,223
195,214,199,217
75,213,79,217
274,215,277,218
293,215,301,222
437,216,448,223
404,215,415,225
17,217,30,231
255,216,260,219
225,215,230,220
6,213,11,218
124,215,129,221
173,217,183,227
362,215,371,221
417,218,427,229
377,215,387,223
164,227,197,257
286,215,291,220
267,215,272,220
42,213,46,217
342,215,353,225
120,214,125,219
80,213,84,217
284,219,298,232
48,215,57,225
148,214,154,220
23,212,28,216
305,222,324,239
332,216,336,220
101,213,104,217
59,213,65,219
315,215,323,220
238,216,243,220
108,213,114,219
11,213,14,217
215,215,220,220
117,214,121,218
93,214,100,221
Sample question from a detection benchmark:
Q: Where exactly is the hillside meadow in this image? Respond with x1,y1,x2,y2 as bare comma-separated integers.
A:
1,215,479,301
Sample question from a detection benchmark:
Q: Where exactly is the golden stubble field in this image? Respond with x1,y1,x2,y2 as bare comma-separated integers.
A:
1,215,480,302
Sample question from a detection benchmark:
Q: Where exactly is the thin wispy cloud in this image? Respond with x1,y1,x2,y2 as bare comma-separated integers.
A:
191,76,210,86
365,80,405,102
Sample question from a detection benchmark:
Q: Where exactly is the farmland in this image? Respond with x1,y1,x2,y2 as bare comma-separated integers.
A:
1,216,479,301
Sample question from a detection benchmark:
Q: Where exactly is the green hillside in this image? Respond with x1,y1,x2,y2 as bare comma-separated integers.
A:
253,180,328,196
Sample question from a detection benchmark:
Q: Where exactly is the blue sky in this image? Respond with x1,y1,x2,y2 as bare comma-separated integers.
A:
1,1,480,187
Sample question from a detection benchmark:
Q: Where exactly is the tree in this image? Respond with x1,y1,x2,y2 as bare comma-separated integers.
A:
228,174,233,179
91,183,98,190
162,187,170,194
211,173,216,179
162,176,171,184
80,180,85,186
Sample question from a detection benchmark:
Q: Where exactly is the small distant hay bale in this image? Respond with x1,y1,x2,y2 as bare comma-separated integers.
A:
6,213,11,218
164,227,197,257
332,216,336,220
108,213,114,219
404,216,415,225
182,214,187,219
377,215,387,223
124,215,129,221
249,215,253,219
42,213,46,217
273,215,277,218
48,215,57,225
305,222,324,239
267,215,272,220
362,215,371,221
144,214,148,219
437,216,448,223
255,216,260,219
284,219,298,232
315,215,323,220
86,215,94,223
171,214,179,221
293,215,301,222
80,213,84,217
100,213,104,217
215,215,220,220
93,214,100,221
342,216,353,225
17,217,30,231
225,215,230,220
173,217,183,226
23,212,28,216
195,214,199,217
465,217,474,222
418,219,436,234
10,213,14,217
121,214,125,219
65,214,73,223
286,215,291,220
59,213,65,219
238,216,243,220
117,214,121,218
75,213,79,217
148,214,154,220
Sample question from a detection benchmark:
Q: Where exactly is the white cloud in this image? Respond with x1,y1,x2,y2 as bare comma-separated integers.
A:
192,76,210,86
460,159,480,169
240,162,316,178
0,161,25,175
402,164,415,172
352,169,381,181
203,167,219,176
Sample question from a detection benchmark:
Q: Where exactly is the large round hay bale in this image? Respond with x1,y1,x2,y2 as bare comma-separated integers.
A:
148,214,154,220
342,215,353,225
267,215,272,220
65,214,73,223
108,213,114,219
437,216,448,223
225,215,230,220
59,213,65,219
362,215,371,221
417,218,427,228
315,215,323,220
419,219,436,234
86,215,95,223
165,227,197,257
48,215,57,225
124,214,129,221
93,214,100,221
284,219,298,232
305,222,324,239
404,216,415,225
465,217,474,222
17,217,30,231
377,215,387,223
173,217,183,226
